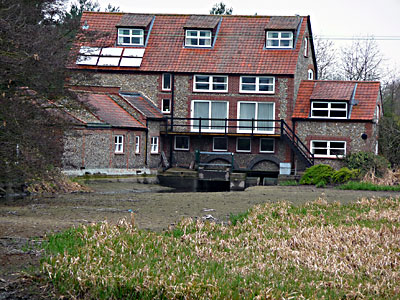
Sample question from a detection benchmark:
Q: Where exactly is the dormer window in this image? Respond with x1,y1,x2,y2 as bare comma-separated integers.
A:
311,101,348,119
118,28,144,46
185,30,212,47
266,31,293,48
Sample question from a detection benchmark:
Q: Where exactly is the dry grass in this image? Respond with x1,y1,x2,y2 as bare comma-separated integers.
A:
42,196,400,299
362,168,400,186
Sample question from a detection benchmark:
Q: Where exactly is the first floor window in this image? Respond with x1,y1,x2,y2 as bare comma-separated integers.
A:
174,136,189,150
135,136,140,154
185,29,212,47
193,75,228,92
213,137,228,151
260,138,274,153
308,69,314,80
115,135,124,153
191,100,228,132
151,137,159,153
118,28,144,46
162,73,171,91
311,101,348,119
238,102,274,133
266,31,293,48
162,99,171,113
240,76,275,93
237,138,251,152
311,140,346,158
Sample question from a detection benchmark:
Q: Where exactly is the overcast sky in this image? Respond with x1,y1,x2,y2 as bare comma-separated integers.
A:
91,0,400,76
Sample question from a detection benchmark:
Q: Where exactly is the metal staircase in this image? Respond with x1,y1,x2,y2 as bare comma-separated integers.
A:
280,120,314,167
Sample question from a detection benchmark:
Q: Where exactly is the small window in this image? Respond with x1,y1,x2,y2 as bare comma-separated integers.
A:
311,140,346,158
162,73,171,91
213,137,228,152
185,30,212,47
118,28,144,46
115,135,124,153
304,37,308,57
161,99,171,113
150,137,159,154
135,136,140,154
376,105,380,123
260,138,274,153
193,75,228,92
266,31,293,48
308,69,314,80
311,102,347,119
174,136,189,150
240,76,275,94
237,138,251,152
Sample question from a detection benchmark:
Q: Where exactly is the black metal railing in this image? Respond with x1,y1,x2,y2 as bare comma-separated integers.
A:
161,117,279,135
280,120,314,166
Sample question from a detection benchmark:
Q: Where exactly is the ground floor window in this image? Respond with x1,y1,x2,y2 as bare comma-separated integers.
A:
174,136,189,150
150,136,159,153
135,135,140,154
213,137,228,151
311,140,346,158
115,135,124,153
237,137,251,152
260,138,274,153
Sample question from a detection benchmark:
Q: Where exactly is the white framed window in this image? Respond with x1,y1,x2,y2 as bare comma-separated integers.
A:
162,73,171,91
161,99,171,113
118,28,144,46
193,75,228,92
240,76,275,94
150,136,159,154
311,101,348,119
237,138,251,152
260,138,274,153
185,29,212,47
213,137,228,152
174,136,189,151
135,136,140,154
266,31,293,48
237,102,275,133
191,100,228,132
114,135,124,153
308,69,314,80
376,105,380,123
311,140,346,158
304,37,308,57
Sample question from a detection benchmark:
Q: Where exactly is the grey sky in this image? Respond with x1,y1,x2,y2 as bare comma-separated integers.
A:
92,0,400,75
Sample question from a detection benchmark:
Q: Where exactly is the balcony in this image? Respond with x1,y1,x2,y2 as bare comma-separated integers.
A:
160,117,314,166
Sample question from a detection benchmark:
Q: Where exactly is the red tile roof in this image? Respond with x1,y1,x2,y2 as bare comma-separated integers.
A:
184,15,220,28
117,14,154,27
293,80,380,120
76,92,145,128
69,12,310,75
265,16,301,30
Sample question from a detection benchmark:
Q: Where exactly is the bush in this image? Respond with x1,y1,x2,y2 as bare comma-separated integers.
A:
332,167,360,184
300,164,335,186
344,152,390,177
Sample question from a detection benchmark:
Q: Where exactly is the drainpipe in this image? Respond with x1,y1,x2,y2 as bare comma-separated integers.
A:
169,73,175,166
145,119,149,166
292,120,296,175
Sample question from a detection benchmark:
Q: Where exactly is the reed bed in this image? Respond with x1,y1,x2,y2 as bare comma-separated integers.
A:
42,196,400,299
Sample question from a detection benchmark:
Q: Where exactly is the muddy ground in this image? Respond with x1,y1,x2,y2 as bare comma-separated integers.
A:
1,180,399,299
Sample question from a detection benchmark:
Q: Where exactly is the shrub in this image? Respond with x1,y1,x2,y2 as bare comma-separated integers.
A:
344,152,390,177
300,164,335,186
332,167,360,184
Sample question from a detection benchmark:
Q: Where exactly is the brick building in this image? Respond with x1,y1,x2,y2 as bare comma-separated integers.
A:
64,11,382,176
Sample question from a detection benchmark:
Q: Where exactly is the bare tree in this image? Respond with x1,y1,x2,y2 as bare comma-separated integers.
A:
340,38,383,81
314,38,338,80
210,2,233,15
